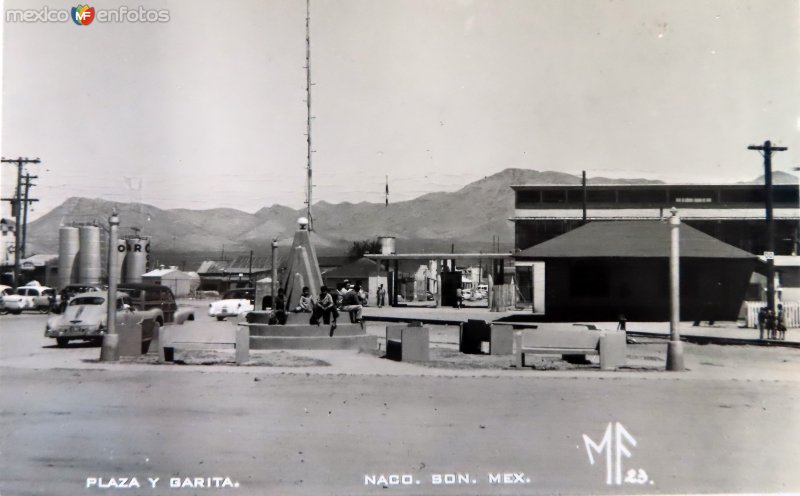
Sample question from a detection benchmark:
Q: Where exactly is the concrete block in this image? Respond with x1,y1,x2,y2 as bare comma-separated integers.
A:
118,322,144,357
235,326,249,365
489,324,514,355
459,320,490,354
599,331,626,370
386,325,429,362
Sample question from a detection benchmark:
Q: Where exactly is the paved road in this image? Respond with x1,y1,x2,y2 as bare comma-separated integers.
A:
1,312,799,495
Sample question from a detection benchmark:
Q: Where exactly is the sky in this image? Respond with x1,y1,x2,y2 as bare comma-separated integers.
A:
1,0,799,221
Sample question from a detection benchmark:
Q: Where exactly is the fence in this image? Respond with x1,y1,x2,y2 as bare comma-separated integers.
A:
744,301,800,329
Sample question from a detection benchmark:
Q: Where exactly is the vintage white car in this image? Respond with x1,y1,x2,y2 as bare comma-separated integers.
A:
3,285,55,314
44,291,156,347
208,288,255,321
0,285,14,314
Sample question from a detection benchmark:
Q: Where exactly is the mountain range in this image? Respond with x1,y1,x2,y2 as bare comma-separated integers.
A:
25,168,796,260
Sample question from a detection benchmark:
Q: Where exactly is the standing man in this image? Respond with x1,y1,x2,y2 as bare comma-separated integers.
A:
456,287,463,309
377,284,386,308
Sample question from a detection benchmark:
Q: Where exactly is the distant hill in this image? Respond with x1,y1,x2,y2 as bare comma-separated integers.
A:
24,168,679,259
739,171,798,185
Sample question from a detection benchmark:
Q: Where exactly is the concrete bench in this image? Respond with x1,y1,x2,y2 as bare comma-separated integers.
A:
459,320,515,355
159,325,249,365
385,324,429,362
513,327,626,370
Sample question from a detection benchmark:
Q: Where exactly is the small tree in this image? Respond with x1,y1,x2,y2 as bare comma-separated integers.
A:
348,238,382,261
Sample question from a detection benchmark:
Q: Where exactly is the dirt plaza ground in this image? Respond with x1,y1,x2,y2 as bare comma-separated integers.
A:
1,309,799,496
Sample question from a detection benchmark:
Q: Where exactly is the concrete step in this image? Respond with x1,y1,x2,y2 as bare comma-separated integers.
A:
249,334,377,351
247,323,365,337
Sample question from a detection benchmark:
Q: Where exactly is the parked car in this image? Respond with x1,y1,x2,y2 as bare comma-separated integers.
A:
117,283,195,325
0,285,14,315
208,288,255,321
52,284,105,313
44,291,152,347
3,285,55,314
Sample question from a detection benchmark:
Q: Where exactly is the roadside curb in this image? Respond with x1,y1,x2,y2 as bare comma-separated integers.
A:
626,330,800,349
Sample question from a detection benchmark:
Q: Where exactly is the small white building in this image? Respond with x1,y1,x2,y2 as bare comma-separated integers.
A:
142,266,196,297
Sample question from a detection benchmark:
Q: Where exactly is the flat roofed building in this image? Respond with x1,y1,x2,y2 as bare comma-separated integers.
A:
511,183,800,255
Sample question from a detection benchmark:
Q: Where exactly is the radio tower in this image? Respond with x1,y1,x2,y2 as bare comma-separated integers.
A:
304,0,314,231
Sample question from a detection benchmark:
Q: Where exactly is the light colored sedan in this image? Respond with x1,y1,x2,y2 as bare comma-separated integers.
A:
44,291,153,347
3,285,55,314
208,288,255,321
0,285,14,314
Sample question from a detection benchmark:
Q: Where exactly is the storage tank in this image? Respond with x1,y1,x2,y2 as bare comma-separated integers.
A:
124,237,150,284
78,226,102,284
379,236,396,255
58,227,80,289
110,239,127,286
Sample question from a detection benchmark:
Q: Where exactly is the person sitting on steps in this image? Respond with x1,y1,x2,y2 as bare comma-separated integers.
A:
341,284,363,323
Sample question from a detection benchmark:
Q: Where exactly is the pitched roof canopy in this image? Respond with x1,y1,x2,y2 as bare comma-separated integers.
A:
516,221,756,259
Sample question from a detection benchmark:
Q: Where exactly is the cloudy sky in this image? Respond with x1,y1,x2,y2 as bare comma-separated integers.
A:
2,0,799,220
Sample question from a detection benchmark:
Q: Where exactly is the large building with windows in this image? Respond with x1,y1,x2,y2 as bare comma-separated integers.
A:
511,183,800,256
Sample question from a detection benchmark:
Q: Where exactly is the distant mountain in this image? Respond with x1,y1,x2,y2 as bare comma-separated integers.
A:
23,168,682,258
739,171,798,185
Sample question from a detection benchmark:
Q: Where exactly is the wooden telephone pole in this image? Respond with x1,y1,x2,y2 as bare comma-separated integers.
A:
1,157,40,287
747,140,787,333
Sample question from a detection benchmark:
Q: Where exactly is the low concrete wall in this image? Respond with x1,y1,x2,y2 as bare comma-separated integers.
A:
249,334,377,351
247,323,364,337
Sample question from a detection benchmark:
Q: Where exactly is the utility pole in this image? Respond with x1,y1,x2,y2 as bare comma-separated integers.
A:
21,173,39,259
304,0,314,231
1,157,40,288
747,140,788,329
248,250,253,286
581,170,587,224
271,238,278,309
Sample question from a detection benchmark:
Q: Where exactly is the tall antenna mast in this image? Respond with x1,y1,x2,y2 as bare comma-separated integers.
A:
304,0,314,231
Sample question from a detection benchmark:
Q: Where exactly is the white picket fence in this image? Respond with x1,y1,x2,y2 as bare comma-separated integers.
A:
744,301,800,329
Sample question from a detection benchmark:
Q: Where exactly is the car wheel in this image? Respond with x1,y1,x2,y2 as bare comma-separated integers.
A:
56,337,69,347
10,309,21,315
38,306,50,314
216,316,225,321
0,308,8,315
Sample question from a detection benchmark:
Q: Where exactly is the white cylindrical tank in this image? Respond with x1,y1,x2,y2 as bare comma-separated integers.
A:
58,227,80,289
78,226,102,284
379,236,396,255
110,239,127,287
124,237,150,284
